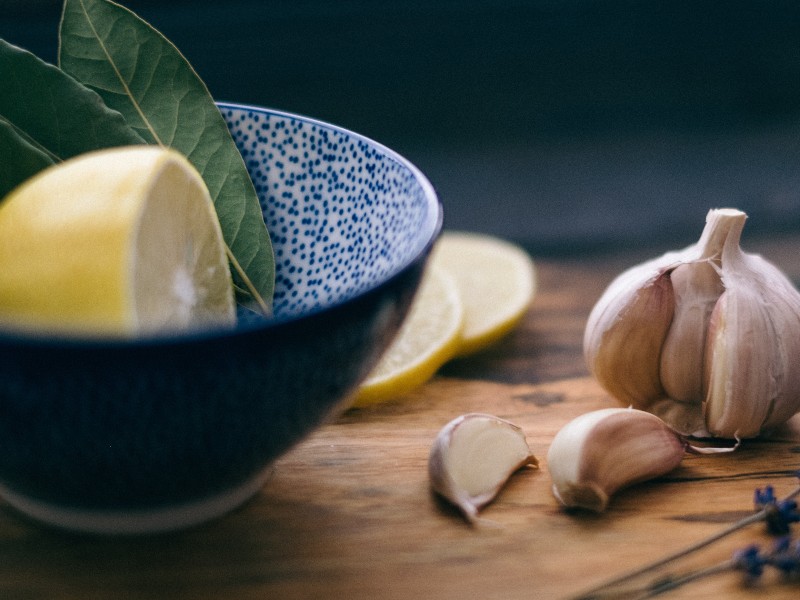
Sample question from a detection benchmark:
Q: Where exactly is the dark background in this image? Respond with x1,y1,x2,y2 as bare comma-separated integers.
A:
4,0,800,254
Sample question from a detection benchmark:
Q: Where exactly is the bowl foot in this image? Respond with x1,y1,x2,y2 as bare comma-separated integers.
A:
0,467,273,535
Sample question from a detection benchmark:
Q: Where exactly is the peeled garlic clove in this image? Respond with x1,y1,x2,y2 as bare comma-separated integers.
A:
429,413,538,523
584,208,800,439
547,408,686,512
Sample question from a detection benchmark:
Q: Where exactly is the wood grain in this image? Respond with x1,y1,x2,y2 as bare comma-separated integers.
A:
2,238,800,600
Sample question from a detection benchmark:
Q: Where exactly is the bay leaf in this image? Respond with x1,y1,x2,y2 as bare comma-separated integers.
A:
0,38,144,198
58,0,275,312
0,117,55,199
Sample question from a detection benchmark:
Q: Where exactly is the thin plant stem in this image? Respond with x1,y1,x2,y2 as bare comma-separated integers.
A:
628,559,736,600
225,245,271,317
567,483,800,600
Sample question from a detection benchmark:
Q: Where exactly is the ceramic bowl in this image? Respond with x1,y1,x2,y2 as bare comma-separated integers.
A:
0,103,441,534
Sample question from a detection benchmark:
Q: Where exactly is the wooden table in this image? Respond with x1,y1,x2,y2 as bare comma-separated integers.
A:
3,234,800,600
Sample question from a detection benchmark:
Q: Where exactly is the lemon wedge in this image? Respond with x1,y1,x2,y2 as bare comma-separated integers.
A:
432,232,536,356
353,266,463,407
0,146,236,337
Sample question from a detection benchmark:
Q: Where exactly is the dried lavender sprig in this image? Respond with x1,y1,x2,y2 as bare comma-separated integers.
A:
567,472,800,600
735,536,800,581
626,534,800,598
758,486,800,535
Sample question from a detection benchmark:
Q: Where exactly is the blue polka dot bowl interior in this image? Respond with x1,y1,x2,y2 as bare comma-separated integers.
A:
0,103,442,535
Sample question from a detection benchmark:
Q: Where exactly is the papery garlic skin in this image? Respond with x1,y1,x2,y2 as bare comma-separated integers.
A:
584,208,800,439
429,413,537,523
547,408,686,512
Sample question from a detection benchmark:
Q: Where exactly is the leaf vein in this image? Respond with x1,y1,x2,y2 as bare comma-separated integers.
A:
77,0,162,146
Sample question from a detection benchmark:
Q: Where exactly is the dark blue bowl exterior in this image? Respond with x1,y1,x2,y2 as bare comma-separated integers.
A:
0,103,442,514
0,257,428,510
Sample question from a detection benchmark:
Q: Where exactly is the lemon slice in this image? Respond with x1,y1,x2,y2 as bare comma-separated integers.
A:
431,232,536,356
353,266,463,406
0,146,236,337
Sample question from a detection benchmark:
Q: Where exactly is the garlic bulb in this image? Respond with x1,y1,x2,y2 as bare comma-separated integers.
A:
429,413,538,523
547,407,686,512
584,208,800,439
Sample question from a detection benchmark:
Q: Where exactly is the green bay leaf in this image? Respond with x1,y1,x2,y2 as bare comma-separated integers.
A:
0,116,55,199
58,0,275,312
0,38,144,198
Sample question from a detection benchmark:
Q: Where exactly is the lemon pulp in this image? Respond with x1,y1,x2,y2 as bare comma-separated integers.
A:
0,146,235,337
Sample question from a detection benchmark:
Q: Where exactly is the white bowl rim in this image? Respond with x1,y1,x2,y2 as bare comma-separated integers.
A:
0,103,443,349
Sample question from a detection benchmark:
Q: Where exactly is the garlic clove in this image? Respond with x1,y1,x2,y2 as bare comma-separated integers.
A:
547,408,686,512
429,413,538,523
658,260,723,403
660,210,744,408
703,237,800,438
583,265,675,407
